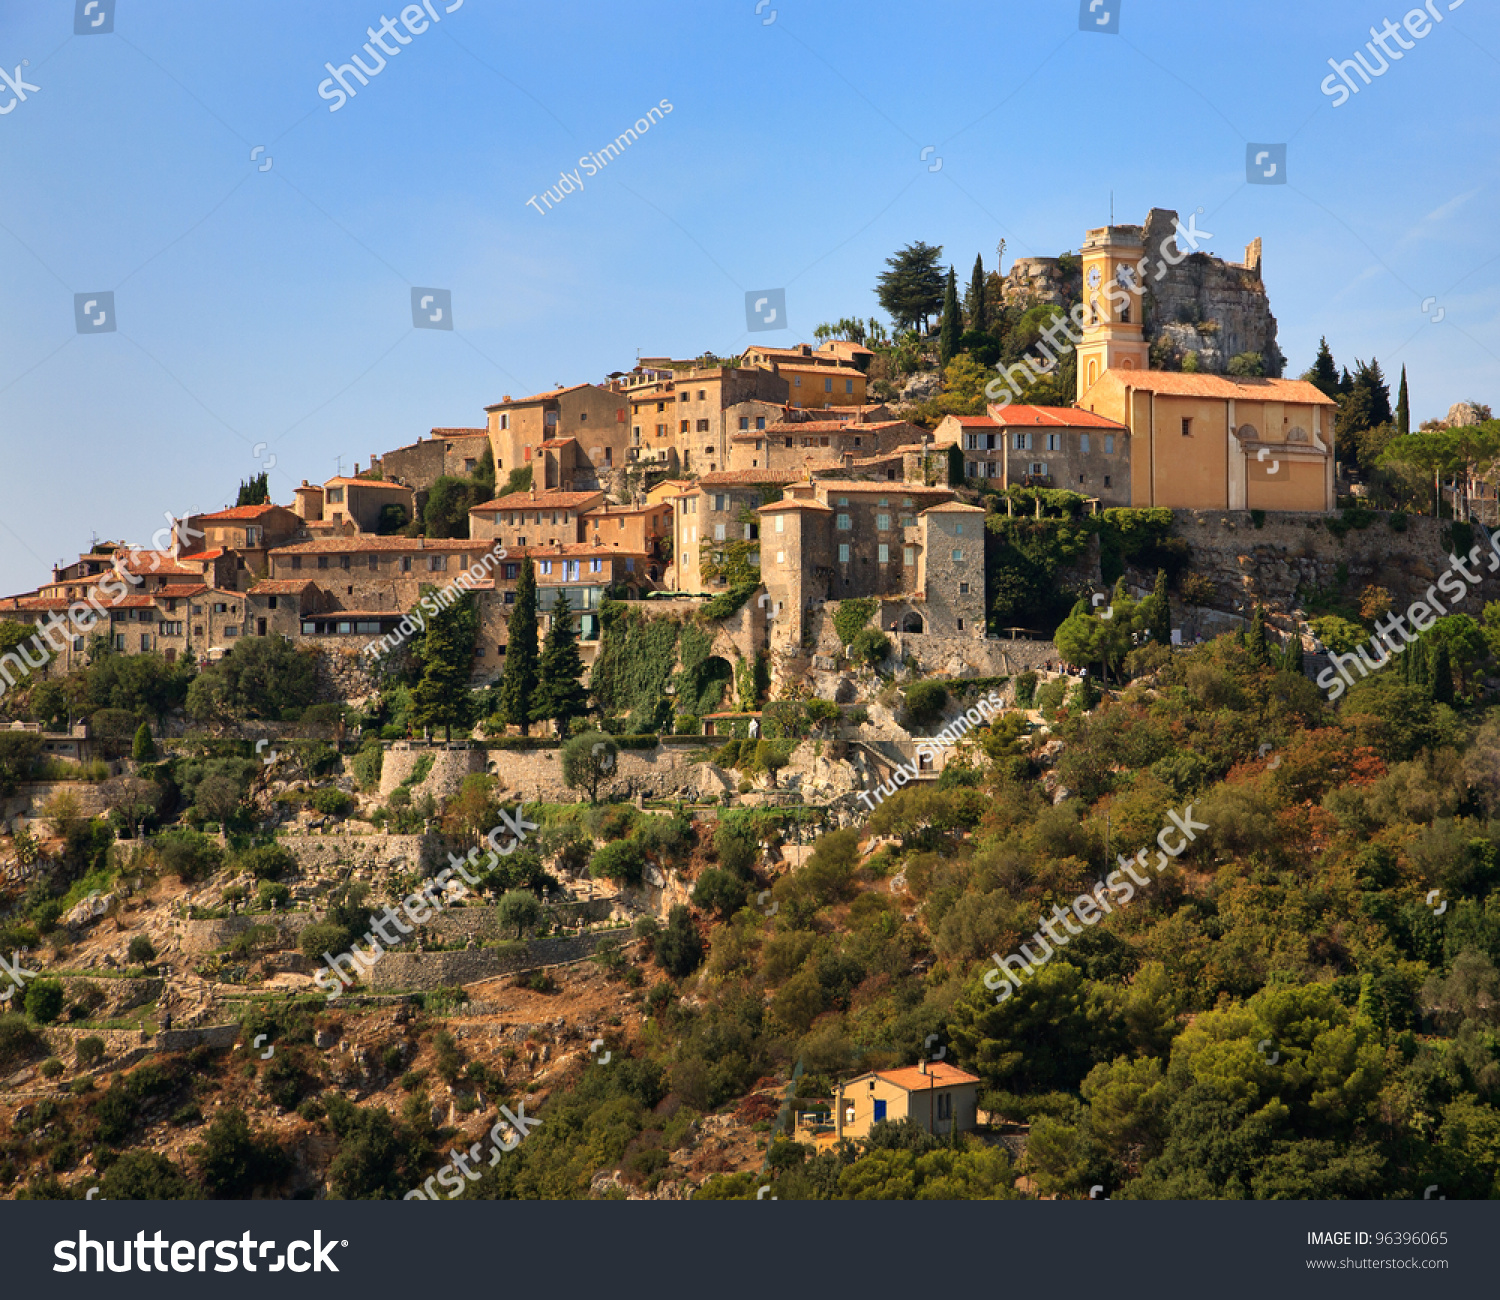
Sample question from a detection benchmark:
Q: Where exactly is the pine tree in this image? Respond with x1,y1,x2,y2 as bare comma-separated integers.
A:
1358,358,1392,426
235,472,269,507
1247,605,1269,666
498,557,540,737
964,254,987,334
1396,365,1410,434
875,241,945,334
131,722,156,762
1304,337,1340,399
1149,569,1171,645
409,593,478,742
535,590,590,738
938,266,961,364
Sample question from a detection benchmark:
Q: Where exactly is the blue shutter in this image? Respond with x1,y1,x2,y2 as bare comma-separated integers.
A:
873,1099,887,1122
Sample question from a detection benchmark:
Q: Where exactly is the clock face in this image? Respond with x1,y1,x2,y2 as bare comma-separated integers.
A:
1116,265,1135,289
1087,266,1102,288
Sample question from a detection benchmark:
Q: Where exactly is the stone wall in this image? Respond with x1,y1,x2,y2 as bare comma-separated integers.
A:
178,913,316,956
155,1023,241,1053
277,831,437,878
41,1026,151,1063
57,976,162,1016
365,930,628,991
379,746,486,799
415,897,617,947
312,646,380,706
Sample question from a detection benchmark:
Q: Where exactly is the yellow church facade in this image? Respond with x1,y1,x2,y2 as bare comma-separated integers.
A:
1074,223,1338,512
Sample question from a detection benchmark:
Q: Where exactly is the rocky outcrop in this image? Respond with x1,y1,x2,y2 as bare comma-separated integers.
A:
1140,208,1282,376
1002,257,1072,309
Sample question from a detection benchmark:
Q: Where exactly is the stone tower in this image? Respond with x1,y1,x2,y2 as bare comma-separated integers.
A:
1076,225,1150,402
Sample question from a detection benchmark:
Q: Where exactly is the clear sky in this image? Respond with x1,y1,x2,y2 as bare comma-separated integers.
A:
1,0,1497,595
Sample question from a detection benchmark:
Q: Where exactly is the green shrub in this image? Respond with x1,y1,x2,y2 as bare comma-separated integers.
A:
590,839,647,886
656,905,702,978
238,843,298,881
901,681,950,729
1013,671,1039,709
691,868,747,918
24,981,64,1024
849,627,891,667
310,788,355,818
1249,509,1266,529
299,921,354,963
0,1015,40,1073
1388,510,1408,533
39,1056,63,1079
257,881,290,910
352,744,384,791
76,1036,106,1069
154,829,224,883
833,598,880,646
127,935,156,967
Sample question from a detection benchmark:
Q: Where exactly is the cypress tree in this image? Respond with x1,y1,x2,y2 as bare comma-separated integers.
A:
1396,365,1410,434
1431,639,1454,704
1248,605,1269,666
964,254,987,334
499,557,541,737
1305,337,1340,399
1149,569,1171,645
535,590,590,738
938,266,961,364
410,592,478,742
131,722,156,762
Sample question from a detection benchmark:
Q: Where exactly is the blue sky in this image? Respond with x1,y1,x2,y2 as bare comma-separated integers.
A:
1,0,1497,595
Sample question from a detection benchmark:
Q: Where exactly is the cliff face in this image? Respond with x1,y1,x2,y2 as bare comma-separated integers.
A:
1140,208,1283,376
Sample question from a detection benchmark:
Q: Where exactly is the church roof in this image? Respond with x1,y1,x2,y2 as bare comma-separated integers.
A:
1091,371,1337,405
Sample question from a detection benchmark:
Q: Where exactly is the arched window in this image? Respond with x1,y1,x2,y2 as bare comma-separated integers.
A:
1237,423,1260,442
1087,360,1099,387
1287,425,1309,443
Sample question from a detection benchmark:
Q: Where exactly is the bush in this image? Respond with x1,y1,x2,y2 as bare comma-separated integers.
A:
901,680,950,729
1014,671,1039,709
238,843,297,881
0,1015,40,1072
352,744,384,792
310,788,355,818
76,1036,106,1069
154,829,224,884
834,598,880,646
299,921,354,963
131,723,157,762
127,936,156,967
24,981,64,1025
590,839,647,886
656,905,702,978
257,881,290,910
39,1056,63,1079
691,867,748,918
849,627,891,668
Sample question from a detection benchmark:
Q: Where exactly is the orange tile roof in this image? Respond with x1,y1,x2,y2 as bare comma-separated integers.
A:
696,470,805,487
871,1063,981,1091
921,501,986,513
810,480,955,495
758,499,833,514
430,427,488,438
1088,371,1337,404
199,505,285,521
485,383,595,409
538,438,577,449
944,415,1001,427
324,477,411,489
984,404,1129,429
476,489,606,513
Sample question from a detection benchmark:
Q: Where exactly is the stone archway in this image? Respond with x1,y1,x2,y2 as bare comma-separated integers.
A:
901,612,925,634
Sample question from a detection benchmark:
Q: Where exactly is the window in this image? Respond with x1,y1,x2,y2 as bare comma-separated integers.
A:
698,390,706,400
776,550,786,565
952,549,964,562
590,559,603,573
291,556,302,570
775,515,784,534
899,514,914,527
904,546,915,566
680,420,689,433
877,513,891,531
1030,463,1046,476
1104,434,1115,454
878,543,889,563
838,543,850,563
213,602,228,613
540,561,552,575
679,392,689,403
845,379,854,394
428,556,447,571
114,634,125,650
1181,418,1193,437
401,556,412,572
837,497,848,507
836,513,851,531
368,553,379,570
696,419,710,432
824,377,832,392
714,524,726,542
340,555,351,570
656,402,665,412
713,494,727,511
225,625,238,638
1013,432,1031,450
954,523,963,535
794,376,801,387
327,488,344,504
956,618,964,631
1046,433,1061,451
738,417,748,430
500,413,509,429
959,582,970,595
317,555,329,569
1080,433,1090,454
267,597,278,610
1104,475,1112,488
245,525,262,547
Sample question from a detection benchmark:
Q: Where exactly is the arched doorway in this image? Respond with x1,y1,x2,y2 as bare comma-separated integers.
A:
901,612,925,634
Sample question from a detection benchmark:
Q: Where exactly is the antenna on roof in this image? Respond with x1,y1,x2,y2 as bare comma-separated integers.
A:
335,455,344,478
1110,190,1114,225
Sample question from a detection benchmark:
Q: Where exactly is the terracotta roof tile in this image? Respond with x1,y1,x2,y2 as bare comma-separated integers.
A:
199,505,285,521
983,404,1129,429
870,1063,981,1091
475,489,605,513
1087,372,1337,405
696,470,805,487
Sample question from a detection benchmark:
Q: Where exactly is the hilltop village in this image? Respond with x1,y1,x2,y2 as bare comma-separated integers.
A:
1,211,1498,1203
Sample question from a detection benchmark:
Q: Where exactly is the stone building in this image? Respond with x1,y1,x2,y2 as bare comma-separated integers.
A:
726,418,928,474
468,487,606,551
319,476,418,535
936,406,1130,503
669,469,802,593
485,383,630,486
626,366,789,472
369,428,491,495
740,343,867,408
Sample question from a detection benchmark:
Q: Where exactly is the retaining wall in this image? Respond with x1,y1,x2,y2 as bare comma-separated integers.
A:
365,930,628,992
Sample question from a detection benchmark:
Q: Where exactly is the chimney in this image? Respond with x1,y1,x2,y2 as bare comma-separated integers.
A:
919,1058,926,1076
